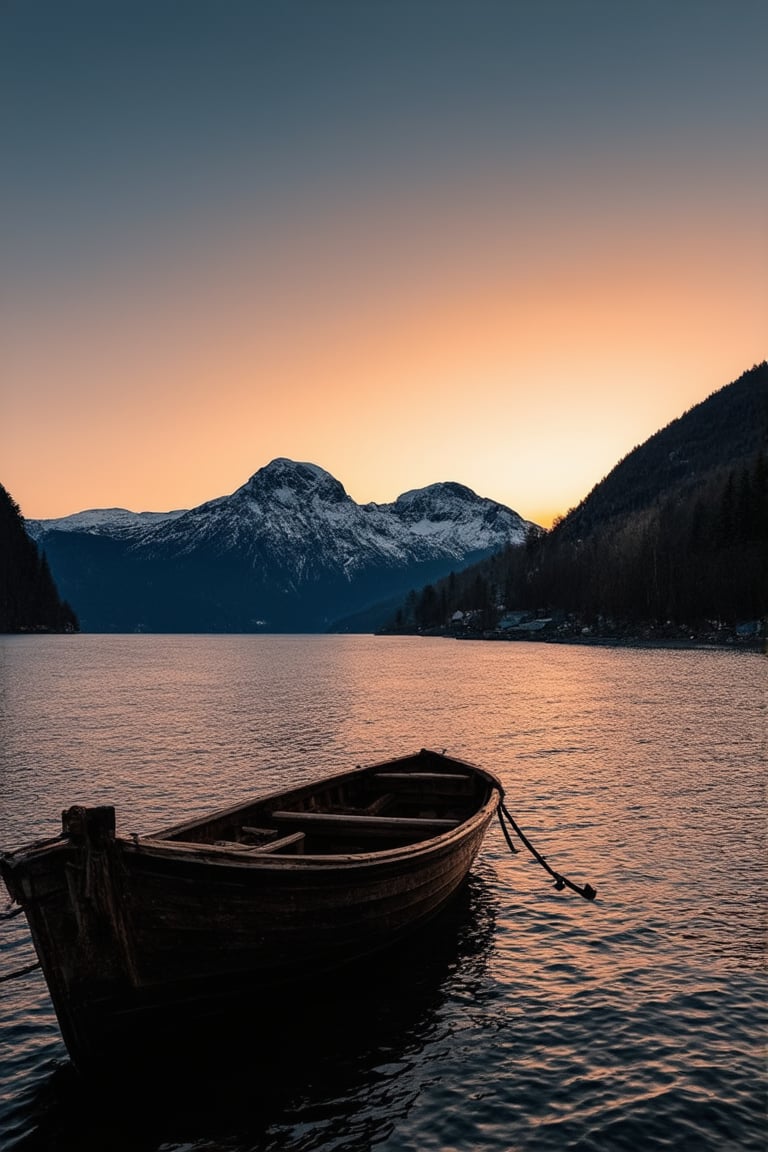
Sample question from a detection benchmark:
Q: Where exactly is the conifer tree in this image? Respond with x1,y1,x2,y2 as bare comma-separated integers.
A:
0,483,78,632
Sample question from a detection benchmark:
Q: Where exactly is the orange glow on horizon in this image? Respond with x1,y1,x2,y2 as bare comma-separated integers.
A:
2,7,765,526
4,200,763,526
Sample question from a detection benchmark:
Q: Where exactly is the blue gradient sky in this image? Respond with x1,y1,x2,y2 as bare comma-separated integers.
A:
2,1,765,524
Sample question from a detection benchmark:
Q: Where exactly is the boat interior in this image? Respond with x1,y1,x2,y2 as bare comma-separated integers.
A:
147,755,492,856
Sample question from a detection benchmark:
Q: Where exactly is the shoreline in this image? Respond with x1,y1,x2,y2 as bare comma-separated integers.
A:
377,626,765,654
468,634,765,653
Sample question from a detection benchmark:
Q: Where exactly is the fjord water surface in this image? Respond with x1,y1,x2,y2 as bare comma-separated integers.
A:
0,634,765,1150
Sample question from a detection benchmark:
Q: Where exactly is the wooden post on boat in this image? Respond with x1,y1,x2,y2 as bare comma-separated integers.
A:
60,805,138,982
45,805,140,1067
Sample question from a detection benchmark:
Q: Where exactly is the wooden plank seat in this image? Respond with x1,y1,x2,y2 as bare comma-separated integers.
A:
373,771,474,795
269,810,459,837
368,793,394,814
213,832,305,854
330,793,394,817
374,772,471,782
241,826,279,841
251,831,305,854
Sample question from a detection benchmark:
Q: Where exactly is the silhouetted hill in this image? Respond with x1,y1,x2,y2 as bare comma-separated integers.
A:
385,363,768,638
559,362,768,539
0,484,78,633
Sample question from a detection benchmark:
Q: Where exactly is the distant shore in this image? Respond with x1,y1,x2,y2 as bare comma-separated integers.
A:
470,634,765,653
377,620,766,653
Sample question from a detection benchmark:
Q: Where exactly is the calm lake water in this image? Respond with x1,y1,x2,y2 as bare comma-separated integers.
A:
0,634,765,1151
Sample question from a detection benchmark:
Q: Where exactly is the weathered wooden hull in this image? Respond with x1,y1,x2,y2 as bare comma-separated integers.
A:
1,749,501,1074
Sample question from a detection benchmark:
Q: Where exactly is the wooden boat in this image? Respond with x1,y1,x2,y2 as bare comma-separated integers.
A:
1,748,501,1074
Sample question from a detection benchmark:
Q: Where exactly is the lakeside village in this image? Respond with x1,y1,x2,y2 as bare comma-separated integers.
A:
383,610,766,651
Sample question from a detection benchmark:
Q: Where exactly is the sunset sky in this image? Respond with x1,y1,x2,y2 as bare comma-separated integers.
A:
2,1,765,527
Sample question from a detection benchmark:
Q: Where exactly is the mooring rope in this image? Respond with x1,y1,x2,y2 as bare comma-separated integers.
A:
0,899,42,981
0,959,41,983
498,793,597,901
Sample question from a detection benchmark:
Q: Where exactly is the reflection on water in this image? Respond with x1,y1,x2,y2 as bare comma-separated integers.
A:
0,635,765,1151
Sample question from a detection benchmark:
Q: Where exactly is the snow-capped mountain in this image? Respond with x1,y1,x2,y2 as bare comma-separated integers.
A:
26,507,186,540
33,458,535,632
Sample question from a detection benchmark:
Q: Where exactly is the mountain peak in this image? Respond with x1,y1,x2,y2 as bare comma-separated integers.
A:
240,458,349,504
393,481,478,509
30,460,534,631
264,458,335,482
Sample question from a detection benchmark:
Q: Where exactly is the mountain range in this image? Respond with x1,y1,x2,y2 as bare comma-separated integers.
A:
27,458,534,632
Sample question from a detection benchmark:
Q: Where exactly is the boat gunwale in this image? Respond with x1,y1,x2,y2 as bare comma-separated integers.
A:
0,750,503,876
121,791,500,871
147,749,499,840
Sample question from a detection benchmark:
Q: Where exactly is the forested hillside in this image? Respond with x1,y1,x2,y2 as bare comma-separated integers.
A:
0,484,78,633
386,363,768,640
558,361,768,540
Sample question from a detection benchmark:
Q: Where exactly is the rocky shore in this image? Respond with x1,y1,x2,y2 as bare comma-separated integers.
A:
379,615,766,652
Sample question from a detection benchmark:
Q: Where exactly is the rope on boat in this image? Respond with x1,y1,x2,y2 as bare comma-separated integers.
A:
0,898,41,981
0,896,42,981
498,795,597,901
0,959,41,983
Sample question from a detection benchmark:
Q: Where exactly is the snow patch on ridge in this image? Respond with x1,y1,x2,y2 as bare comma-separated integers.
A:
31,459,537,574
25,507,187,540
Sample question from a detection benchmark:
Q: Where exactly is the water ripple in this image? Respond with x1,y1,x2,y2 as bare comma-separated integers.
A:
0,636,765,1151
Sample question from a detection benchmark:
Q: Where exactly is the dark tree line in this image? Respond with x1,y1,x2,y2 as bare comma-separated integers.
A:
559,362,768,540
517,451,768,625
392,449,767,634
391,364,768,634
0,483,78,632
